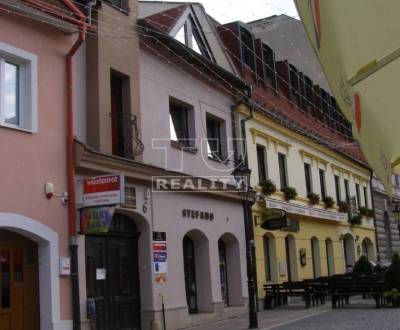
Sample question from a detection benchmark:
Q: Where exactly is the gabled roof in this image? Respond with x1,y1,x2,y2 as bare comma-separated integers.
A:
143,4,188,33
138,1,238,75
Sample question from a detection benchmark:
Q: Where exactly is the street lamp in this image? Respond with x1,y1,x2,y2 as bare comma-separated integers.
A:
232,156,258,329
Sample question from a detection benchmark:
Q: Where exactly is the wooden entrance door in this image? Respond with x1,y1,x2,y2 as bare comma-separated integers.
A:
85,214,141,330
0,231,39,330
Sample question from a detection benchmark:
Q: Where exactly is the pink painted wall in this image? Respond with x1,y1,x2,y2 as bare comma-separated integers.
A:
0,11,75,321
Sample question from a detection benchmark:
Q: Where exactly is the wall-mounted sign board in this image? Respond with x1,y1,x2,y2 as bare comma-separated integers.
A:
80,174,125,208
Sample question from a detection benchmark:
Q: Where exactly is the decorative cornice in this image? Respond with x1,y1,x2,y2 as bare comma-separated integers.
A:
249,127,292,154
299,149,329,169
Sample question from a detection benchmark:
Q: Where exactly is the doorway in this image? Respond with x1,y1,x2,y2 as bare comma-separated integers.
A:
0,230,39,330
85,213,141,330
218,239,229,306
183,236,198,314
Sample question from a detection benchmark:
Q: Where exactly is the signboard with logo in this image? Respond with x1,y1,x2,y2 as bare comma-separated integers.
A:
80,206,116,234
152,231,167,282
82,174,124,208
261,208,288,230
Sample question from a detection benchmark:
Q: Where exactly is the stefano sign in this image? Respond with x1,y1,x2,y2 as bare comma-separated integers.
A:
82,174,124,207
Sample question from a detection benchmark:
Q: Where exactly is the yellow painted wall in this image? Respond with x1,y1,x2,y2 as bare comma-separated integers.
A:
235,105,378,299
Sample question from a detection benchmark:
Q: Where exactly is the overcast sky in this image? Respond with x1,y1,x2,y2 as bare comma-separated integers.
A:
143,0,298,24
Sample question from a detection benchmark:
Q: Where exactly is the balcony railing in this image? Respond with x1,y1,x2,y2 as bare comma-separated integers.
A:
110,112,144,160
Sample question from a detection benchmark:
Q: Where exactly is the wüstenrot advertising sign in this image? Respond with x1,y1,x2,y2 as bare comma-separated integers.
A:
82,174,124,207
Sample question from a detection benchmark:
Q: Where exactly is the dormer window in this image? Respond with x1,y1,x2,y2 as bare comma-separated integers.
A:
263,44,277,89
289,65,300,101
240,28,255,71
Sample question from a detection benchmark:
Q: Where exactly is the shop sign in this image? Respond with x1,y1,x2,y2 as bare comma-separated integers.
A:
153,231,167,280
182,209,214,221
282,219,300,232
265,198,348,222
80,206,116,234
82,174,124,207
261,208,288,230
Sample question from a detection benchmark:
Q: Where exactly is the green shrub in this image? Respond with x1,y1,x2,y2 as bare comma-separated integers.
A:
384,253,400,292
281,186,297,201
353,255,373,276
322,196,335,208
259,179,276,196
307,192,320,205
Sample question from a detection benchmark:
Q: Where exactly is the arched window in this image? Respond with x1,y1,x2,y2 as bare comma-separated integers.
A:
343,234,356,269
361,237,375,261
218,233,243,307
285,235,298,282
325,238,335,276
311,237,321,278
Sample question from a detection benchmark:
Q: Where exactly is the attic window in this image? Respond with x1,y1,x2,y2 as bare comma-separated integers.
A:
263,44,276,89
240,28,255,70
289,65,300,97
173,16,213,60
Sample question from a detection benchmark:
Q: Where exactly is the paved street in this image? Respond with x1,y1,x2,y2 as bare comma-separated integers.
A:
188,299,400,330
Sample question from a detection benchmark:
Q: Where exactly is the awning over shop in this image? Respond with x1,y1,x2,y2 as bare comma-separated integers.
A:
295,0,400,193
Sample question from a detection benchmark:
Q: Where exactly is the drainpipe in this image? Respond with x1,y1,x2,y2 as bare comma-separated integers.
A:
369,172,380,261
64,1,87,329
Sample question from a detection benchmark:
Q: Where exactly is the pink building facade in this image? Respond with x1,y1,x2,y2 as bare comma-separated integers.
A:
0,2,85,329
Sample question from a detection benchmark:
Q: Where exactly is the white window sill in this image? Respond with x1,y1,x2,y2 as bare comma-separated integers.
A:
0,123,34,134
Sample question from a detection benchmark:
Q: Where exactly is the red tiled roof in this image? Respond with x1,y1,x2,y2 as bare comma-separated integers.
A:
247,69,367,164
143,4,188,33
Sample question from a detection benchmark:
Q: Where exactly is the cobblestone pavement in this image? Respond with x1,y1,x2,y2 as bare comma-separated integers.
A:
274,300,400,330
188,299,400,330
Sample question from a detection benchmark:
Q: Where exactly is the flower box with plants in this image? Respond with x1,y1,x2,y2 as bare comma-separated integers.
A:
259,179,276,196
307,192,320,205
337,201,350,213
349,214,362,225
322,196,335,209
281,186,297,201
359,207,374,218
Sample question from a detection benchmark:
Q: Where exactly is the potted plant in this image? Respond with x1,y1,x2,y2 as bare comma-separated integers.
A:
322,196,335,209
281,186,297,201
349,214,362,225
259,179,276,196
307,192,320,205
337,200,350,213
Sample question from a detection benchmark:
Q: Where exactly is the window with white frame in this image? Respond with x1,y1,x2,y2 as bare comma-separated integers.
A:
0,42,37,132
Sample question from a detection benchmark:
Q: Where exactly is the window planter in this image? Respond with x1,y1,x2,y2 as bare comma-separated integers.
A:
281,186,297,201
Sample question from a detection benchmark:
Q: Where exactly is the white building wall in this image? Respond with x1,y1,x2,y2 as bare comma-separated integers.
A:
139,47,236,179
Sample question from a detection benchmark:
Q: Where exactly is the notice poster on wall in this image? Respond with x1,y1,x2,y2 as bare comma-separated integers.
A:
153,231,167,282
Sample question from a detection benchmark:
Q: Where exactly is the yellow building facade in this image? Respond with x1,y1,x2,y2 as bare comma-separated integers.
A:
235,105,377,301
